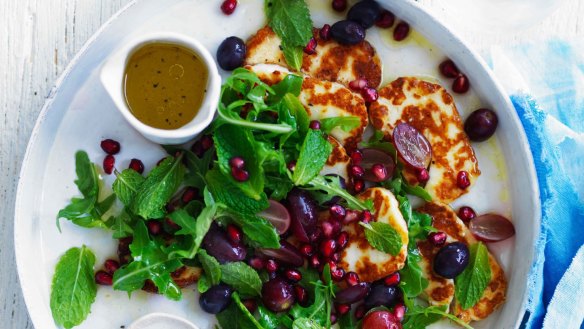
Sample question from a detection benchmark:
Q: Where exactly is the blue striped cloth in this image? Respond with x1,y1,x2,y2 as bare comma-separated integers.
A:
490,41,584,329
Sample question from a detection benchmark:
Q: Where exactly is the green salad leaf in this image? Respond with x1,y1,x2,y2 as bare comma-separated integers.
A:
360,221,403,256
206,169,270,215
402,303,474,329
399,247,429,298
321,116,361,134
50,246,97,329
303,175,372,211
198,249,222,286
455,242,492,310
293,318,326,329
112,168,145,207
292,129,332,185
168,205,218,259
220,262,263,297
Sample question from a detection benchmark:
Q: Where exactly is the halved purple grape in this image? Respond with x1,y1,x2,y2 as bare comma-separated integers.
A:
393,123,432,170
262,277,295,312
361,148,396,182
258,240,304,267
335,282,371,304
202,223,246,264
258,200,291,234
286,189,318,243
469,214,515,242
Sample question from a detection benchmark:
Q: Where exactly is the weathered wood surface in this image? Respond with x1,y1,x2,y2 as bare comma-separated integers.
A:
1,0,583,327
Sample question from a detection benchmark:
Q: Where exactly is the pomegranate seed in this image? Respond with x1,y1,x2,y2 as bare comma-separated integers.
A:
322,221,336,239
100,139,120,155
457,170,471,189
349,78,368,92
336,304,351,316
310,255,322,268
242,299,257,313
226,224,242,244
353,179,364,193
337,232,349,249
220,0,237,15
331,252,341,263
350,149,363,165
181,187,198,204
294,285,308,305
229,156,245,169
360,210,372,223
164,218,181,232
393,22,410,41
266,259,278,273
332,268,345,281
309,120,321,130
320,239,337,258
344,210,360,224
329,204,346,221
439,59,460,78
103,155,115,174
371,163,389,181
320,24,331,40
304,37,317,55
393,303,406,321
95,270,113,285
458,206,477,222
231,167,250,182
376,10,395,28
104,259,120,274
452,74,470,94
345,271,360,286
128,158,144,174
361,87,379,103
350,165,365,178
284,269,302,283
384,272,401,286
147,221,162,235
249,257,265,270
300,244,314,257
191,140,204,157
355,304,366,320
310,227,323,243
428,231,447,247
327,261,337,273
331,0,347,12
201,134,214,150
287,161,296,171
330,313,338,325
417,168,430,183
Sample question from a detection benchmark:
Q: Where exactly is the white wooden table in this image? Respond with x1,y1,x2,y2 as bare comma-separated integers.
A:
1,0,583,327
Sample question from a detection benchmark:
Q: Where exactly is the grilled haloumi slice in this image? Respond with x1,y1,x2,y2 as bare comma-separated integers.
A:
416,202,507,323
369,77,481,203
338,188,409,283
245,26,383,88
320,136,351,180
246,64,368,148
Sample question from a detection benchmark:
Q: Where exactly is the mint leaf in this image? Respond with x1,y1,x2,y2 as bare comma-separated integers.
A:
455,242,491,310
50,246,97,329
168,205,218,259
131,155,185,219
293,318,326,329
258,305,281,328
229,213,280,248
321,116,361,134
359,222,403,256
282,44,304,71
198,249,221,286
402,181,432,202
206,169,269,215
283,93,310,137
109,209,135,239
197,274,211,294
112,169,145,207
220,262,263,297
269,74,304,101
74,151,99,198
293,130,332,185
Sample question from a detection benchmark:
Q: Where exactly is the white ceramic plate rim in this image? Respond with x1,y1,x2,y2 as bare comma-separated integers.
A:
14,0,540,328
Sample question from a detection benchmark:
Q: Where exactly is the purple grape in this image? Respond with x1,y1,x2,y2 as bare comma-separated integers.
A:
433,242,470,279
202,223,246,264
262,277,295,312
330,20,366,45
464,108,499,142
347,0,382,29
364,282,399,308
258,240,304,267
335,282,371,304
286,189,318,243
199,284,232,314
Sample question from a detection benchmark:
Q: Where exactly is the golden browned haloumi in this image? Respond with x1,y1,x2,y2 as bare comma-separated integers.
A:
338,188,409,283
245,26,383,88
369,77,480,203
320,136,351,180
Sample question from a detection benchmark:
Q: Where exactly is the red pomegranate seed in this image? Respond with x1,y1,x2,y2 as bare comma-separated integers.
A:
353,179,364,193
452,74,470,94
266,259,278,273
322,221,336,239
428,231,447,247
417,168,430,184
300,244,314,258
128,158,144,174
344,210,360,224
330,313,338,325
294,285,308,305
360,210,372,223
393,22,410,41
349,78,368,92
329,204,347,221
285,269,302,283
181,187,198,204
249,257,265,270
320,24,331,40
310,255,322,268
310,227,323,243
350,149,363,165
345,271,360,286
439,59,460,78
393,303,406,321
304,37,317,55
95,270,113,285
458,206,477,222
376,10,395,28
229,156,245,169
457,170,471,189
201,134,214,150
336,231,349,249
355,304,366,320
331,0,347,12
384,272,401,286
147,221,162,235
104,259,120,274
165,218,181,232
231,167,250,182
226,224,242,244
242,299,257,313
287,160,297,171
371,163,389,181
361,87,379,102
331,252,341,263
336,304,351,316
220,0,237,15
100,139,121,155
327,261,337,272
350,165,365,178
309,120,321,130
103,155,115,175
320,239,337,258
331,267,345,281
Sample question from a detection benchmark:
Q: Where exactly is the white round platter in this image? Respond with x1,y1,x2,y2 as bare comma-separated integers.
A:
14,0,540,328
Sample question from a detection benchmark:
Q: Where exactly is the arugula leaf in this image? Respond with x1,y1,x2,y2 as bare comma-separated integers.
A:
359,222,403,256
131,155,185,219
321,116,361,134
50,246,97,329
403,304,474,329
198,249,221,286
232,292,266,328
293,130,332,185
303,175,371,211
112,169,145,207
168,205,218,259
109,209,135,239
269,74,304,101
217,300,258,329
399,247,429,298
220,262,263,297
338,312,359,329
258,306,281,329
402,182,432,202
455,242,491,310
283,93,310,136
164,145,213,192
292,318,326,329
289,280,332,327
